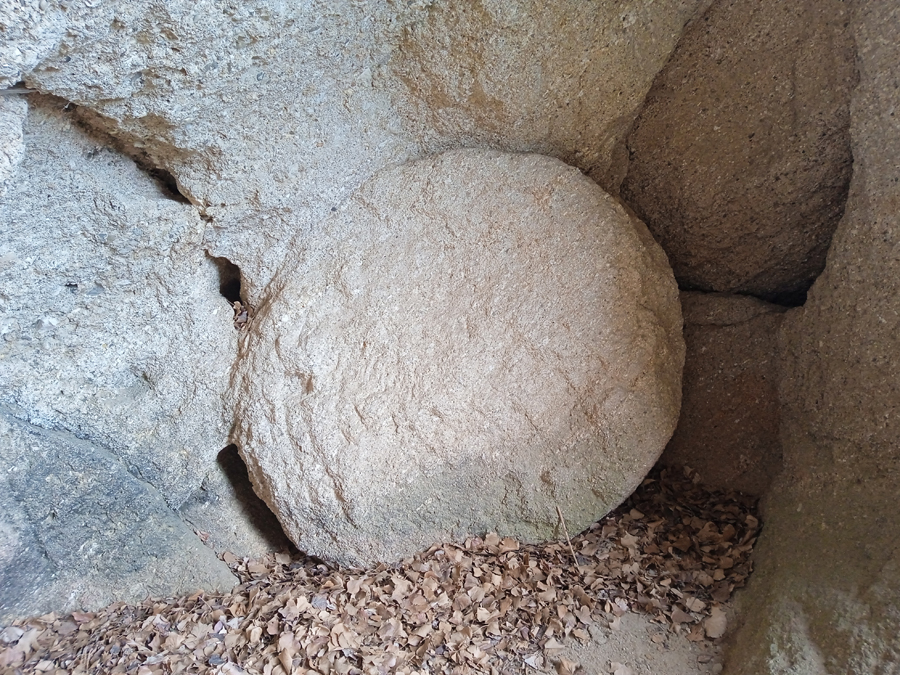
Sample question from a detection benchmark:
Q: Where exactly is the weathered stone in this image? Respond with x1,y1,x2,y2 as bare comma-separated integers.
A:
0,0,64,88
179,446,292,559
0,97,236,509
232,150,684,566
660,292,785,495
725,1,900,672
13,0,706,295
0,97,26,190
0,408,236,624
391,0,710,193
621,0,856,303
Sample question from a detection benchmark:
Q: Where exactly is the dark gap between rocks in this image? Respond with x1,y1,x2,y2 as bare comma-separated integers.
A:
209,255,244,304
50,96,193,204
215,445,292,552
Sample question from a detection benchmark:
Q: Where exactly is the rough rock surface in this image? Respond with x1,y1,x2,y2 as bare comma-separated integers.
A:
621,0,856,303
391,0,711,193
660,292,785,495
725,1,900,672
13,0,706,295
179,446,292,559
0,408,236,624
0,97,27,190
0,97,235,509
232,150,684,566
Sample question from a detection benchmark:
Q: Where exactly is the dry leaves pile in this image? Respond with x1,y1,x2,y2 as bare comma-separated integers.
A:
1,468,758,675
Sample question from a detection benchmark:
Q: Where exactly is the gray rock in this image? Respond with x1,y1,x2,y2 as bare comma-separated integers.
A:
0,96,27,190
659,292,786,495
179,445,292,559
0,0,64,88
0,408,236,625
232,150,684,566
13,0,706,296
0,96,236,509
621,0,856,302
725,1,900,672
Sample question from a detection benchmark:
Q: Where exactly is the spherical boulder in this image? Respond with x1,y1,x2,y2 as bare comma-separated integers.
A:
232,149,684,566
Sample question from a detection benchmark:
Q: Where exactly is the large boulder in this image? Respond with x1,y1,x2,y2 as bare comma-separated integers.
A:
0,97,235,509
725,1,900,672
12,0,706,294
390,0,710,193
0,408,236,624
660,292,785,495
620,0,856,303
232,150,684,566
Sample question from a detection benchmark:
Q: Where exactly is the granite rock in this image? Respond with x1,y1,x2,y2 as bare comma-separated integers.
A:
660,292,785,495
13,0,705,295
725,1,900,671
0,97,235,509
232,150,684,566
621,0,856,303
0,408,236,625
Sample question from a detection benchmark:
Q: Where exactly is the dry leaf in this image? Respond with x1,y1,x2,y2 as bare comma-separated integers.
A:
671,607,694,624
704,607,728,639
555,656,581,675
5,468,758,673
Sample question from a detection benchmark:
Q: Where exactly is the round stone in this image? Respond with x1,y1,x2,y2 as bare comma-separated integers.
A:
233,149,684,566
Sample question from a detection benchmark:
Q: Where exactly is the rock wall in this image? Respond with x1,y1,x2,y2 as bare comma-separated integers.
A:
1,0,708,617
0,97,235,509
0,409,235,624
725,0,900,671
11,0,707,295
660,293,785,496
621,0,856,303
0,95,241,618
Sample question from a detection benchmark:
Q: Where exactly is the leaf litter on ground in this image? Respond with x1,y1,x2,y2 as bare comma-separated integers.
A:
0,467,759,674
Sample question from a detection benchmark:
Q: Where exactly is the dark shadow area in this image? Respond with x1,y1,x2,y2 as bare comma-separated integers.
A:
215,444,294,552
144,166,191,204
58,100,193,204
209,255,243,304
676,282,809,308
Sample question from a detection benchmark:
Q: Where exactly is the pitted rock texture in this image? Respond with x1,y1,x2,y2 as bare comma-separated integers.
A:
13,0,705,296
726,1,900,672
0,409,236,624
391,0,710,193
0,97,235,509
232,150,684,566
621,0,856,303
659,292,786,496
0,96,27,191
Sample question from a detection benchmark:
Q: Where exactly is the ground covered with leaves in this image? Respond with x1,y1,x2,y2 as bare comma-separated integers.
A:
1,468,759,675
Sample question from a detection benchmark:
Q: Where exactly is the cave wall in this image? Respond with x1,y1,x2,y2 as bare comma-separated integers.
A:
725,0,900,671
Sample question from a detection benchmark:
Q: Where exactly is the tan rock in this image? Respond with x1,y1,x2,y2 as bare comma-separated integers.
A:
726,1,900,672
15,0,706,294
621,0,856,302
232,150,684,566
391,0,709,193
660,293,785,495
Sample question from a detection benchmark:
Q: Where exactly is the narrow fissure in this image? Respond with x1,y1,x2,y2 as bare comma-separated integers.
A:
209,255,244,305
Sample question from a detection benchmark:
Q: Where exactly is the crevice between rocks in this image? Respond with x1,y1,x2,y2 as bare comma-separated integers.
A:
30,92,193,204
209,255,244,305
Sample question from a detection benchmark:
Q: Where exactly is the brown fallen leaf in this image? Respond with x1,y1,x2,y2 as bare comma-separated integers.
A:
704,606,728,639
555,656,581,675
671,606,695,624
